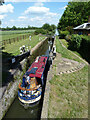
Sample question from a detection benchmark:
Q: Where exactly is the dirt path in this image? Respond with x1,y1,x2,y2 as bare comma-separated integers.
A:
53,52,85,75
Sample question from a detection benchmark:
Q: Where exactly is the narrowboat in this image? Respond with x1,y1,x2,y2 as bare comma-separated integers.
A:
18,55,49,106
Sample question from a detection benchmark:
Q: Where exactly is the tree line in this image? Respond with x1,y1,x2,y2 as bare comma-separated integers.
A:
1,23,56,33
34,23,56,35
1,25,40,31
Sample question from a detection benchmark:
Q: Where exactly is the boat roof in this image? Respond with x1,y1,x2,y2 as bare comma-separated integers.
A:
25,56,48,78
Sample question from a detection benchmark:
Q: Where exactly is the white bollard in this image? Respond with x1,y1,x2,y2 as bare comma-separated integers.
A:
29,36,31,41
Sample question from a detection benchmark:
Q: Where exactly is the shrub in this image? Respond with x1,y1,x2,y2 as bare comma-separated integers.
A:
66,26,74,34
34,29,47,35
59,30,69,39
65,35,71,42
80,35,90,62
68,34,82,51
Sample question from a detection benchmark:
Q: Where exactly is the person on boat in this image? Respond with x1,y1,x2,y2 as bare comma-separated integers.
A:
24,75,30,88
27,76,30,85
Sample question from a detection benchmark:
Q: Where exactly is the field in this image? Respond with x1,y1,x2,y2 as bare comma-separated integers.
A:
1,30,45,56
0,30,35,41
48,37,88,118
2,35,45,56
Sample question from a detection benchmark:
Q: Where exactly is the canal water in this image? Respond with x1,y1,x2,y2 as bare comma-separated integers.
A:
3,38,52,119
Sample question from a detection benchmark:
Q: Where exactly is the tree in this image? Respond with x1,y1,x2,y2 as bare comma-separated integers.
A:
51,24,56,31
12,26,17,30
28,25,31,30
42,23,51,30
58,2,90,31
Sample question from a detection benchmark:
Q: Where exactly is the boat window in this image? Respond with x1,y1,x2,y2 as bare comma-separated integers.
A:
36,77,42,85
26,67,38,75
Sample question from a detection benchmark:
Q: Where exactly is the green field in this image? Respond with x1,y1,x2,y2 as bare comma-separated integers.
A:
48,37,88,118
2,35,46,56
0,30,35,41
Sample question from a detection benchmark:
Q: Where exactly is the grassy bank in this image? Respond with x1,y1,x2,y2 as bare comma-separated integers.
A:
56,38,82,63
48,37,88,118
2,35,45,56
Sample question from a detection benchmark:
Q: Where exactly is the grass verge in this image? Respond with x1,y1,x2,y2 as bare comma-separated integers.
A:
56,37,82,63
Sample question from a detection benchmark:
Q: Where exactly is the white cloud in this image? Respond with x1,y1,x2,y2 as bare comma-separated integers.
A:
0,4,14,14
10,19,15,22
0,4,14,20
45,12,58,17
24,6,49,15
2,2,60,27
59,5,67,10
18,16,28,20
0,14,7,19
64,5,67,9
17,2,59,27
15,2,60,27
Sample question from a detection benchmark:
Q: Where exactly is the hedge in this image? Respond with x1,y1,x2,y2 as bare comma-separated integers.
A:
68,34,90,63
58,30,70,39
68,34,82,50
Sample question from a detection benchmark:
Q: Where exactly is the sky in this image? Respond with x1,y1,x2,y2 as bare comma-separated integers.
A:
0,0,69,28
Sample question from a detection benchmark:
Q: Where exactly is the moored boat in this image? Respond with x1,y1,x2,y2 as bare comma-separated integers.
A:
18,55,49,106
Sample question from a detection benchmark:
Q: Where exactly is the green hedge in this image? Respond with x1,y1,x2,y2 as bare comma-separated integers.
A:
34,28,55,35
34,29,48,35
68,34,90,63
58,30,69,39
80,35,90,62
65,35,71,42
68,34,82,50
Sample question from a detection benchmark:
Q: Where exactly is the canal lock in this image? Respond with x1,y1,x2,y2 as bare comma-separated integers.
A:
2,36,55,119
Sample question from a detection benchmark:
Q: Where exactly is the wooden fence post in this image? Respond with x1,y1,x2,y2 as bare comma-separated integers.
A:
17,37,18,42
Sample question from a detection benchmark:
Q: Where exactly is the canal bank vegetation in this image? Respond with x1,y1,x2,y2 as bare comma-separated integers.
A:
48,37,88,118
60,34,90,64
34,23,56,35
55,37,82,63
